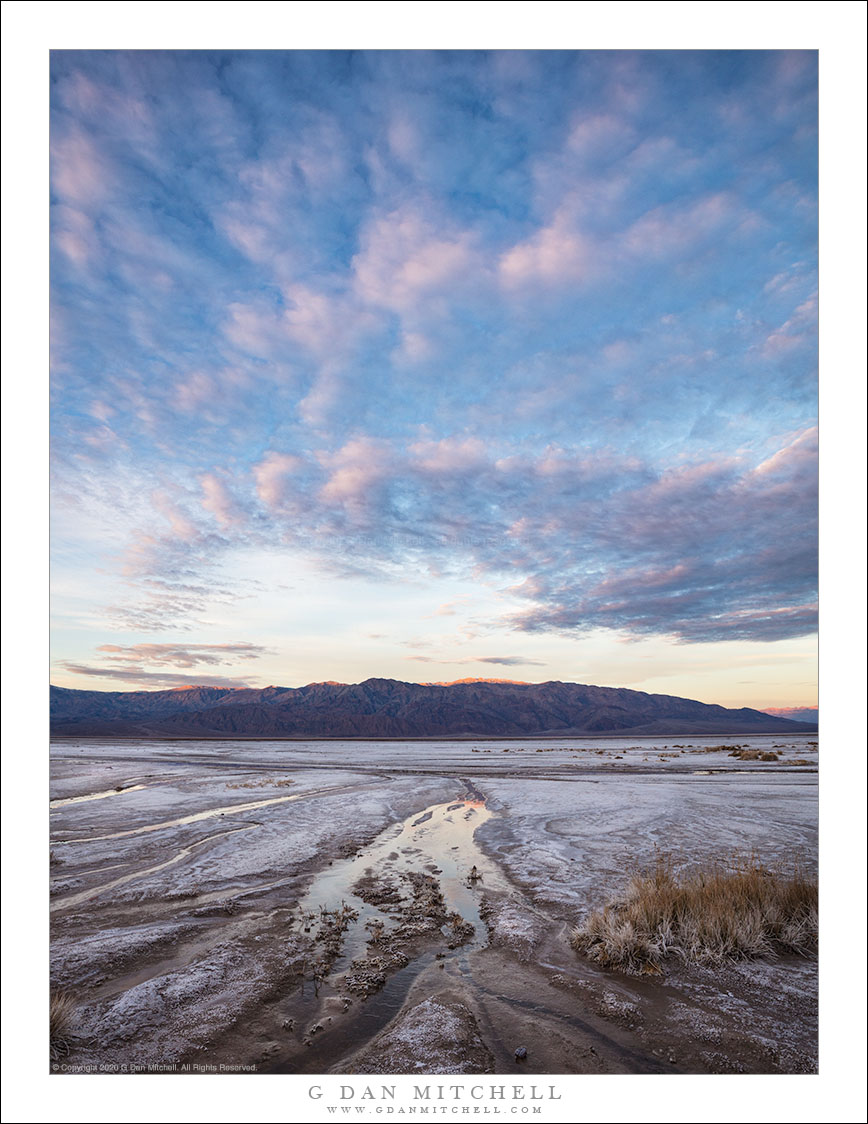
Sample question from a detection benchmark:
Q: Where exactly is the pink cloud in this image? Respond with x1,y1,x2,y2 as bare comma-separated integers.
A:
283,283,378,361
750,427,818,480
151,491,199,543
51,131,114,206
760,293,817,359
565,112,635,158
619,192,740,260
200,473,244,529
499,210,591,288
174,371,218,413
222,300,289,359
409,436,488,475
393,330,434,364
220,215,282,268
353,207,483,314
253,451,304,510
95,641,269,668
318,437,394,518
53,204,100,266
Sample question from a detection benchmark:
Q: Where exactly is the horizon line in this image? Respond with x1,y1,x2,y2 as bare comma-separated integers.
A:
48,678,819,712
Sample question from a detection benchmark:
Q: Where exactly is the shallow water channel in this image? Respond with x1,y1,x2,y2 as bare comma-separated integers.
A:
302,793,507,956
268,789,511,1071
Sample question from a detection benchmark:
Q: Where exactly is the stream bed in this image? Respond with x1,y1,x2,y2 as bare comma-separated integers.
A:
49,739,818,1075
265,788,514,1072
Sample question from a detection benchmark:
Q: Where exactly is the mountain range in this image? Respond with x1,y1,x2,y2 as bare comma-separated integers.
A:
761,706,819,725
50,679,818,738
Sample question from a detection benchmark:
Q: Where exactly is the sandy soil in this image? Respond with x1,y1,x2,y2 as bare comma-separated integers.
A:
49,734,817,1075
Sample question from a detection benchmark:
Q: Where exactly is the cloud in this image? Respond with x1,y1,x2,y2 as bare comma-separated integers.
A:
409,437,488,475
95,641,272,668
499,188,755,290
57,664,253,690
51,129,116,207
104,569,254,635
505,431,818,642
760,292,818,359
253,452,305,510
48,52,817,656
63,416,816,644
352,205,485,315
317,437,397,524
499,204,593,288
54,639,272,690
200,473,246,529
124,427,817,642
104,598,205,634
618,191,745,261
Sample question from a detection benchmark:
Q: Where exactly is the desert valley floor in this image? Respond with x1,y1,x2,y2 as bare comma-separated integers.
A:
49,735,818,1075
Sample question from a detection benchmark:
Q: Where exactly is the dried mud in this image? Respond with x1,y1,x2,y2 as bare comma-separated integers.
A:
49,735,817,1075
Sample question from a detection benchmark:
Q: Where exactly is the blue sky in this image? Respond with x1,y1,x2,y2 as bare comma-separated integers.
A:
49,49,818,705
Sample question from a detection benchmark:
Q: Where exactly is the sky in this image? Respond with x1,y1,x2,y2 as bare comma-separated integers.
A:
48,49,818,708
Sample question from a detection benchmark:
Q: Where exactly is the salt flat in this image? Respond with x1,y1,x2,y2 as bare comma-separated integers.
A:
50,734,817,1075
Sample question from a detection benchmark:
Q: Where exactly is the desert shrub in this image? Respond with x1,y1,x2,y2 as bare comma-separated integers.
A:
728,748,781,761
570,851,817,974
50,989,77,1061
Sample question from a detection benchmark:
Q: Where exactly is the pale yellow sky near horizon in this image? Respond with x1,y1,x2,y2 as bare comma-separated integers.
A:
50,546,817,709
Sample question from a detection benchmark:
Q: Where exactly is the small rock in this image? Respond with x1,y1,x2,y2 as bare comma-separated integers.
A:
514,1046,528,1061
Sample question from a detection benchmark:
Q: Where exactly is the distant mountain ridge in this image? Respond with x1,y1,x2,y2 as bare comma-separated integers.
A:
50,679,818,737
762,706,818,725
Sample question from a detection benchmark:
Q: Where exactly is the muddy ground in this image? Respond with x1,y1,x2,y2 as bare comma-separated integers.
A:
49,734,818,1075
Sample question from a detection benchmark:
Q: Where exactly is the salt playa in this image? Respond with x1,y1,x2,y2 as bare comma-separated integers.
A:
50,734,817,1074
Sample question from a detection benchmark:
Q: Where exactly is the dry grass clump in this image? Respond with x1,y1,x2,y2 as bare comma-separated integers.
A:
571,852,817,974
50,989,77,1061
729,748,780,762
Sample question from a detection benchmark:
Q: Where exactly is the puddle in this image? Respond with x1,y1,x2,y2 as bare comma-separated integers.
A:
266,792,509,1072
267,793,667,1075
295,793,507,967
272,950,441,1074
50,784,146,808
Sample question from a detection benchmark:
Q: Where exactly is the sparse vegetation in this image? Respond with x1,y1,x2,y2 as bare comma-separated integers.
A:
571,851,817,974
50,989,77,1061
729,748,780,762
446,911,476,948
